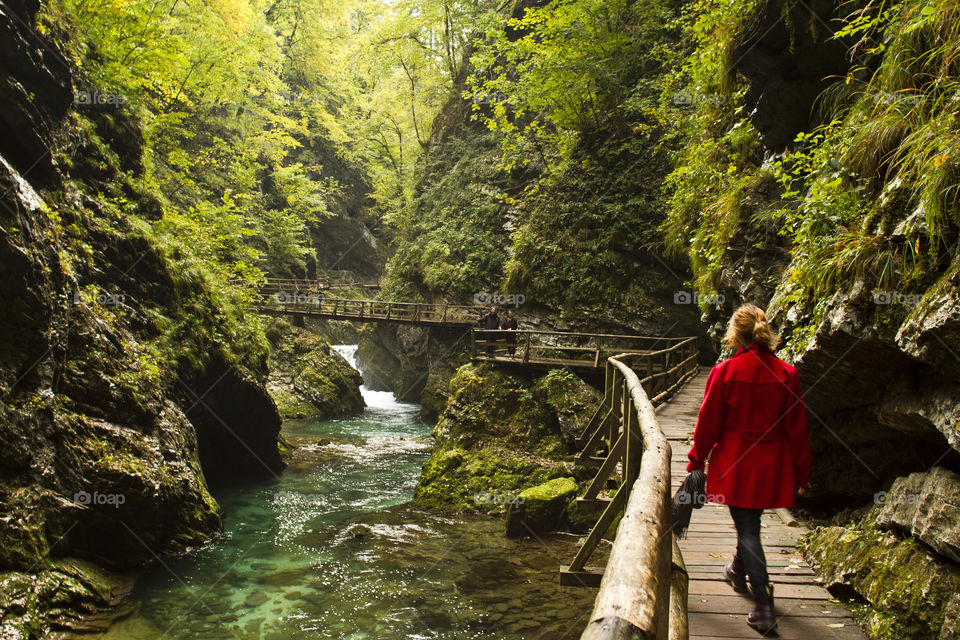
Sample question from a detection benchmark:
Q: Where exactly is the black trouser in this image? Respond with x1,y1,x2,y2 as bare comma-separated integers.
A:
729,506,769,594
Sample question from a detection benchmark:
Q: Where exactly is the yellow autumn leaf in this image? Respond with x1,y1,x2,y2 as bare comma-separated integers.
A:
934,154,950,168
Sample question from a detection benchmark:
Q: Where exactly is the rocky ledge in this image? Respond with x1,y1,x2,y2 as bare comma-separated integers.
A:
412,363,599,535
265,318,364,420
801,466,960,639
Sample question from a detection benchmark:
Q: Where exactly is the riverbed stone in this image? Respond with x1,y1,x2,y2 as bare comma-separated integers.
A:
244,592,268,607
505,477,578,538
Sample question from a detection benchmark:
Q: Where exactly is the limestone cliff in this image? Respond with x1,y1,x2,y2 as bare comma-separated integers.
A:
0,1,284,634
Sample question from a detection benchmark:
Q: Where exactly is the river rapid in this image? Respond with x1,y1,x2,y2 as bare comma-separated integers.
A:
94,346,598,639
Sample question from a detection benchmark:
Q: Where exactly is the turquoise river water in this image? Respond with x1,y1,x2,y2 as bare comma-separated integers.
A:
95,346,599,639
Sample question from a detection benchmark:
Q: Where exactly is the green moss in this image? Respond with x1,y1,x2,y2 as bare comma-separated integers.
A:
516,476,578,502
801,519,960,639
413,363,598,514
271,389,317,419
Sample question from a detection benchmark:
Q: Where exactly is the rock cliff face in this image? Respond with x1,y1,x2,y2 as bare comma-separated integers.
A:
356,323,469,419
697,1,960,635
0,1,283,634
703,0,960,505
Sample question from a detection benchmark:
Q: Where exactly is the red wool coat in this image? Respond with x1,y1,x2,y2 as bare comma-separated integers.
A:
686,344,812,509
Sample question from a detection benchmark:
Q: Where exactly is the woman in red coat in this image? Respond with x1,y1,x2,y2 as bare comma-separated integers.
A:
686,303,811,633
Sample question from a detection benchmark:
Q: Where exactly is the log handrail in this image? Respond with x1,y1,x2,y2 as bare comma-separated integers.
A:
563,338,699,640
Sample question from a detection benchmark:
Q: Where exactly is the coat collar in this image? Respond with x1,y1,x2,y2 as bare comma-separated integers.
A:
733,343,769,358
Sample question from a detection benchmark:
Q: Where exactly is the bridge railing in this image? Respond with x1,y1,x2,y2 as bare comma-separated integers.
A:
241,278,381,293
252,293,486,325
471,330,691,369
561,337,699,640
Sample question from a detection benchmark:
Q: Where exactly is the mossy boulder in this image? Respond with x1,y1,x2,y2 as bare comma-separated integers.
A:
412,363,598,516
0,558,136,637
266,319,364,420
801,518,960,639
505,477,578,538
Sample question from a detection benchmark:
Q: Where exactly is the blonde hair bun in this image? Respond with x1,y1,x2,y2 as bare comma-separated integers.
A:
722,303,780,351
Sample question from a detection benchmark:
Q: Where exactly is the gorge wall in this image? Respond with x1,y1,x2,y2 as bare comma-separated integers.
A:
675,1,960,635
0,2,286,634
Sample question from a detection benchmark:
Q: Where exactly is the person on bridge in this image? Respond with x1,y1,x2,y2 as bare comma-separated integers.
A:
685,303,811,634
479,306,500,354
501,310,518,356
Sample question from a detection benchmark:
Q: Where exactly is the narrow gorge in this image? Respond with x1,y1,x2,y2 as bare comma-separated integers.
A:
2,0,960,638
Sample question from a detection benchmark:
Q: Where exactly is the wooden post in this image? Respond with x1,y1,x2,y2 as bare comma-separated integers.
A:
594,336,602,369
623,395,640,491
609,375,622,454
471,329,476,359
523,333,531,364
668,536,689,640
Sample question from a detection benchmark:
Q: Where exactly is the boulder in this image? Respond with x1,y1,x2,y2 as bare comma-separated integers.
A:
875,466,960,564
505,477,578,538
801,521,960,639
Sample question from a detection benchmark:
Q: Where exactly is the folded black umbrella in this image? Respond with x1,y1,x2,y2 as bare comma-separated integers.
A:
671,468,706,539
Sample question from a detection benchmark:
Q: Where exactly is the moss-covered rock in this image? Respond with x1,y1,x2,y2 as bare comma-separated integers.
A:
412,363,598,524
505,477,578,538
0,558,136,637
800,517,960,639
265,318,364,420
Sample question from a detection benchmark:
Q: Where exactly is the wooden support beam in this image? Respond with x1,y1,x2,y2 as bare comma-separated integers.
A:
567,487,628,573
560,566,606,588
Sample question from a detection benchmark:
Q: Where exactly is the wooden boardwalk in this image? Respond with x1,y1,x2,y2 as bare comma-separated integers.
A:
659,370,866,639
474,332,697,372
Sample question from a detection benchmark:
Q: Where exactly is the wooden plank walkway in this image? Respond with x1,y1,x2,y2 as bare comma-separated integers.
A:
659,370,866,640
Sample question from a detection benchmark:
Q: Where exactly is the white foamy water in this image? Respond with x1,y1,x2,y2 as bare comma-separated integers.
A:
333,344,420,414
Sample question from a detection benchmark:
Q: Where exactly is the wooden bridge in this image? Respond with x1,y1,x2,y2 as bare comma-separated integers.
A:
472,330,697,372
553,342,866,639
245,279,484,326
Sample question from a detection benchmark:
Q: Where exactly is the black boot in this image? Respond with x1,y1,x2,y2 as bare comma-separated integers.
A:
747,584,776,633
723,555,748,593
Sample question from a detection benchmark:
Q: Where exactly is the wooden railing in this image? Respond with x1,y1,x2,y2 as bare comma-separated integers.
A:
471,330,692,371
252,292,485,326
240,277,381,293
560,338,699,640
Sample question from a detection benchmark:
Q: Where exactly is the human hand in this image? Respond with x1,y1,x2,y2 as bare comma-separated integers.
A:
797,483,811,496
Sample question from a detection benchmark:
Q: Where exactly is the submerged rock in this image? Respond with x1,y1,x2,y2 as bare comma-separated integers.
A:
505,477,578,538
348,524,372,540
